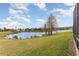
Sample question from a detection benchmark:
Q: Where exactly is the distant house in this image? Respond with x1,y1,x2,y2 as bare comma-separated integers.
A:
73,3,79,49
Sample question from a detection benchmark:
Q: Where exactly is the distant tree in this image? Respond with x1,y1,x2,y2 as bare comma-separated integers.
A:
0,28,2,32
44,24,47,35
4,27,7,31
44,14,58,35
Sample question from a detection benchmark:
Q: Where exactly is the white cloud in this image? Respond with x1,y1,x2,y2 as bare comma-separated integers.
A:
50,6,74,17
0,15,30,29
6,21,26,29
9,3,31,23
50,8,65,14
10,3,29,11
34,3,47,11
36,19,46,23
9,3,30,16
36,19,46,28
16,16,30,23
0,17,13,22
4,3,31,29
64,3,76,6
27,15,31,18
50,3,75,17
70,6,75,11
7,3,47,28
9,3,31,19
9,8,23,15
49,5,74,27
5,17,13,22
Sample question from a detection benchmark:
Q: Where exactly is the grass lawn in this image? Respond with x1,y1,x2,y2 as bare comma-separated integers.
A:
0,32,73,56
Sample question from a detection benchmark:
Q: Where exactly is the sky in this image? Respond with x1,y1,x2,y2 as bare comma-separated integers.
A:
0,3,75,29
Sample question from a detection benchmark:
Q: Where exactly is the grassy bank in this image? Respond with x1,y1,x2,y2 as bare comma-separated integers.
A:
0,31,13,39
0,32,72,56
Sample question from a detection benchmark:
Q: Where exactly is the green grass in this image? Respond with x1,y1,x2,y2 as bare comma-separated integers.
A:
0,32,73,56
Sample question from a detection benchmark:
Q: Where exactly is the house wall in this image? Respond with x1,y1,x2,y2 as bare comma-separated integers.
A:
73,3,79,49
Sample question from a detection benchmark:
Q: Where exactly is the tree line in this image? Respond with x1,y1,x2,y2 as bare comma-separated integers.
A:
0,13,72,35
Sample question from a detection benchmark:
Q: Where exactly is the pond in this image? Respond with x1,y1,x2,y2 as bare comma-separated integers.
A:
5,32,45,39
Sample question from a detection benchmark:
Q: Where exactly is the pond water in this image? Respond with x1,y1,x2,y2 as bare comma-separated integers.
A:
6,32,45,39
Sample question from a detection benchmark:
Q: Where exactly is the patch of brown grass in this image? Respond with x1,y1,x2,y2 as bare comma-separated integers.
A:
0,31,12,35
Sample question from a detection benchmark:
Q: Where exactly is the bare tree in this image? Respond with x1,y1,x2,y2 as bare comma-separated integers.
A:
44,14,58,35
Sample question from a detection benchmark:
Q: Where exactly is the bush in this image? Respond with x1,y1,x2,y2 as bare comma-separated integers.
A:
13,35,18,39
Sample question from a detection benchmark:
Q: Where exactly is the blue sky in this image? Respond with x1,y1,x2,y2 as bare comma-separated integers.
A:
0,3,75,29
